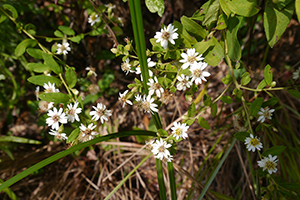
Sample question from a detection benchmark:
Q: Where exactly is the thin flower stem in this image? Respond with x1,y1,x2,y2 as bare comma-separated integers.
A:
240,85,285,92
58,73,74,101
241,96,254,135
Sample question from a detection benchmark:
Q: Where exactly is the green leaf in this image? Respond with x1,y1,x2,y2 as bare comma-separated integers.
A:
69,34,84,44
39,92,70,104
257,79,267,90
42,53,62,74
287,88,300,99
54,30,64,38
234,131,250,142
0,136,41,144
230,0,260,17
188,102,195,117
27,75,61,86
220,95,233,104
264,0,294,48
198,117,210,129
24,23,36,35
276,0,293,10
264,64,273,86
222,74,233,85
262,146,286,156
173,21,194,47
98,72,115,91
0,15,7,23
65,68,77,88
219,0,235,16
3,4,18,19
250,97,264,117
112,26,123,36
216,14,228,30
203,0,219,26
158,129,168,137
66,128,80,143
15,39,37,57
262,97,278,107
226,16,243,61
296,0,300,23
241,72,251,86
185,118,195,126
181,15,208,39
203,94,212,106
26,48,44,59
26,63,50,73
211,102,217,117
58,25,75,36
145,0,165,17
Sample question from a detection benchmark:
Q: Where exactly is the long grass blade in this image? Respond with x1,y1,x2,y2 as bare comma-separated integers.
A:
167,161,177,199
156,159,167,200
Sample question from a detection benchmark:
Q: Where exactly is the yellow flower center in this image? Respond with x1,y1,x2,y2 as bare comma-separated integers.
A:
187,55,196,63
175,128,182,136
158,145,165,153
52,115,60,122
265,160,276,171
250,138,259,146
193,69,202,77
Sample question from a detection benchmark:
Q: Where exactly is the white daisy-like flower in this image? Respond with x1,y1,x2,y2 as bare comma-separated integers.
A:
90,103,112,124
147,76,164,98
79,123,98,142
141,94,159,114
44,81,59,93
257,154,278,174
121,58,132,75
244,134,263,152
66,102,82,123
176,74,193,91
293,68,300,80
46,107,68,130
135,58,155,80
171,122,189,140
151,138,172,161
118,90,133,108
179,48,204,69
154,24,178,49
190,62,210,85
49,129,68,140
56,42,71,55
88,14,100,26
257,107,275,123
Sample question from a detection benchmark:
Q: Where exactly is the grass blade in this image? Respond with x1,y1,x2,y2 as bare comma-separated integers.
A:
156,159,167,200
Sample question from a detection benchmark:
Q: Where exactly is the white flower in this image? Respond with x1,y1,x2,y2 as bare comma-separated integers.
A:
49,129,68,140
179,48,204,69
293,68,300,80
171,122,189,140
244,134,263,152
257,107,275,123
154,24,178,49
141,94,159,114
147,76,164,98
151,138,172,161
135,94,143,111
121,58,132,75
35,86,40,100
190,62,210,85
39,101,54,112
90,103,112,123
66,102,82,123
176,74,193,91
135,58,155,81
88,14,100,26
56,42,71,55
79,123,98,142
46,107,68,130
44,81,59,93
118,90,133,108
257,154,278,174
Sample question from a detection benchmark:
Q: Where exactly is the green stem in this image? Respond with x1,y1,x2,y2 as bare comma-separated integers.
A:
156,159,167,200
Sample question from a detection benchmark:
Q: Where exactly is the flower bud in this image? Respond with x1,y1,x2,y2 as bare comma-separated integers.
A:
270,81,276,87
111,48,118,54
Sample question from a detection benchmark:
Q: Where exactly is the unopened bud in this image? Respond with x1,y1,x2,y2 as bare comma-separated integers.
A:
125,44,131,51
267,184,274,192
111,48,118,54
71,88,79,96
270,81,276,87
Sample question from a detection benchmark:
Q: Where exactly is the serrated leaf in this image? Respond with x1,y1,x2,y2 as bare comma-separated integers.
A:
262,146,286,156
188,103,195,117
264,64,273,86
15,39,37,57
220,95,233,104
226,16,243,62
39,92,70,104
264,0,294,48
26,48,43,59
234,131,250,142
42,53,62,74
27,75,61,86
198,117,210,129
257,79,267,90
26,63,50,73
211,102,217,117
145,0,165,17
65,68,77,88
241,72,251,86
181,15,208,39
3,4,18,19
250,97,264,117
67,128,80,143
58,25,75,36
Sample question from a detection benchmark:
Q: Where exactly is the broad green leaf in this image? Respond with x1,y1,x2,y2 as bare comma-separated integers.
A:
220,95,233,104
65,68,77,88
262,145,286,156
0,136,41,144
226,16,243,62
203,0,219,26
211,102,217,117
231,0,260,17
264,0,294,48
58,25,75,36
249,97,264,117
276,0,293,10
66,128,80,143
188,102,195,117
158,129,168,137
145,0,165,17
198,117,210,129
241,72,251,86
39,92,70,104
54,30,64,38
27,75,61,86
232,88,243,101
42,53,62,74
173,21,194,47
185,118,195,126
69,34,84,44
98,72,114,90
0,15,7,23
181,15,208,39
296,0,300,23
3,4,18,19
257,79,267,90
234,131,250,142
15,39,37,57
222,74,233,85
203,94,212,106
112,26,123,36
264,64,273,86
26,63,50,73
219,0,234,16
287,88,300,99
216,14,228,30
262,97,278,107
26,48,43,59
